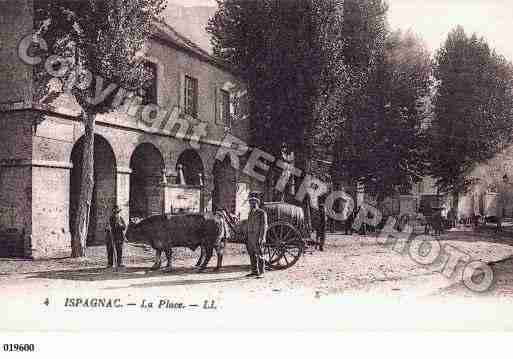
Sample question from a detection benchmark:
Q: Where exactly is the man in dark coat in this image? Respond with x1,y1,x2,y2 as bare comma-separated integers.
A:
246,193,268,279
107,205,126,269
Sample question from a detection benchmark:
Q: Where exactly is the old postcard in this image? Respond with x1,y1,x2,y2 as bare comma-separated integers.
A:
1,0,513,348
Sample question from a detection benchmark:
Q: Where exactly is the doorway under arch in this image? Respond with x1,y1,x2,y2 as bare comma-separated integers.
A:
69,134,117,245
129,143,165,219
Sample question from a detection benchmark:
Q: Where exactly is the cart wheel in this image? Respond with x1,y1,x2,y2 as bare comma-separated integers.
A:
264,221,304,270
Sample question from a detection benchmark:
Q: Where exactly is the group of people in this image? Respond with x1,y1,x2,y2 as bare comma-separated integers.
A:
104,192,269,279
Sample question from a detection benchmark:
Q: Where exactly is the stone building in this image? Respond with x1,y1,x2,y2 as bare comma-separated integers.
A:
0,1,254,259
455,146,513,220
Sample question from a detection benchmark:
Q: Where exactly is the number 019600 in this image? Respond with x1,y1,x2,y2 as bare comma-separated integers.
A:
3,344,35,352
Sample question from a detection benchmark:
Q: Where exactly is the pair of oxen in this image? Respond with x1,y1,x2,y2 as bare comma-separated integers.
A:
125,211,240,272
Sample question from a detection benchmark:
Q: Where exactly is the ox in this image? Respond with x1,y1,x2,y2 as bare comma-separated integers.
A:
125,212,230,272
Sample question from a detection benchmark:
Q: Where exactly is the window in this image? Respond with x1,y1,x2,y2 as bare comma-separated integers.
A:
184,75,198,117
220,89,230,126
141,61,158,106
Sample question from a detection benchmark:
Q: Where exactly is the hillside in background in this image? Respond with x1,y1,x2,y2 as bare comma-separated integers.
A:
164,3,216,53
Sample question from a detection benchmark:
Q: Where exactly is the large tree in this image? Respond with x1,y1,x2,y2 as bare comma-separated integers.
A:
208,0,433,213
325,4,434,207
207,0,348,184
364,30,432,201
328,0,389,202
430,26,513,200
34,0,166,257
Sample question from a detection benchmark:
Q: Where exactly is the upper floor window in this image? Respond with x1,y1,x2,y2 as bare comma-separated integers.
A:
220,89,231,126
184,75,198,117
141,61,158,106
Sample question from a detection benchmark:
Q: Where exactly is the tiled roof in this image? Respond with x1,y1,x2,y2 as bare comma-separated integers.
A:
153,19,235,74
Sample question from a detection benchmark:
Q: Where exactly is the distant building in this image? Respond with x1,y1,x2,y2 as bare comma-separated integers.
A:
456,146,513,220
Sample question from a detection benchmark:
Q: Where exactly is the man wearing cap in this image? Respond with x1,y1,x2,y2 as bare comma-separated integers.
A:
246,193,268,279
107,205,126,269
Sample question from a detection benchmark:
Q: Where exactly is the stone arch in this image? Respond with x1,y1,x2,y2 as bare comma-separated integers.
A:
129,143,165,219
176,149,204,186
69,134,117,245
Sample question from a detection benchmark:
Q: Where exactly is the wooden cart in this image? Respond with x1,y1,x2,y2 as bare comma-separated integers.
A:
228,202,309,270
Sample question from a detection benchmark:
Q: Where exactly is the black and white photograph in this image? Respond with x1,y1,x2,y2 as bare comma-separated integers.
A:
1,0,513,351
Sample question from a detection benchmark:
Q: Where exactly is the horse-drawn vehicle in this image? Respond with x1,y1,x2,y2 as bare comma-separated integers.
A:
126,201,310,272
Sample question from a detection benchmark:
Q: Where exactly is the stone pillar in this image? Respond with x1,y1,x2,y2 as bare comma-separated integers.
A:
29,160,73,259
116,166,131,223
160,168,168,185
162,167,177,213
177,164,186,185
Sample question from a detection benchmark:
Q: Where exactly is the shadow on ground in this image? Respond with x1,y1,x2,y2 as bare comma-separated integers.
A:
437,227,513,245
104,274,249,290
26,264,250,282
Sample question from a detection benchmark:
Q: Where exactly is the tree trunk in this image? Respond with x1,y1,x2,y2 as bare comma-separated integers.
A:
71,112,95,258
298,106,315,235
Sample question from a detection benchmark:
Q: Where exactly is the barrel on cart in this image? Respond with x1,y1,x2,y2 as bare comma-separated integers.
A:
228,202,309,270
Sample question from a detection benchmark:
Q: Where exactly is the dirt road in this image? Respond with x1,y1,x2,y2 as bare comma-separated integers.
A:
1,230,513,330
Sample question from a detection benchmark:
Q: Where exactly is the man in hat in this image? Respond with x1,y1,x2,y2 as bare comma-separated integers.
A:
246,193,268,279
107,205,127,269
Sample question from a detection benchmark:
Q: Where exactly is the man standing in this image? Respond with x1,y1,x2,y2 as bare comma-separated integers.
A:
316,202,327,252
107,205,126,269
246,193,268,279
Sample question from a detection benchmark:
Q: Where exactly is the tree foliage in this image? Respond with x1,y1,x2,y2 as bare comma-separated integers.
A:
331,0,430,202
34,0,166,113
318,4,432,202
430,26,513,194
207,0,347,164
364,30,432,199
34,0,166,257
208,0,433,204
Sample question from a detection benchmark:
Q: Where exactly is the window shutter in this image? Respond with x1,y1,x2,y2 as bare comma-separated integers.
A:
178,72,185,110
214,87,221,125
218,88,226,126
193,77,198,117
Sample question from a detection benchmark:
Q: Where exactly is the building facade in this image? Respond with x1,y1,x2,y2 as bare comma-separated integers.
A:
0,1,254,259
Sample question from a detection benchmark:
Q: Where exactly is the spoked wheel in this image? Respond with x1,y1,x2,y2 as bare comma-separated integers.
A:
263,221,304,270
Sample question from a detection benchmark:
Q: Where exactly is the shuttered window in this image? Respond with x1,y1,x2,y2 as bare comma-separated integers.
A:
184,75,198,117
221,89,230,126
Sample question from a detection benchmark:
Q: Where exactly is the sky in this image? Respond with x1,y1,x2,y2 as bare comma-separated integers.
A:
169,0,513,62
169,0,216,6
387,0,513,61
